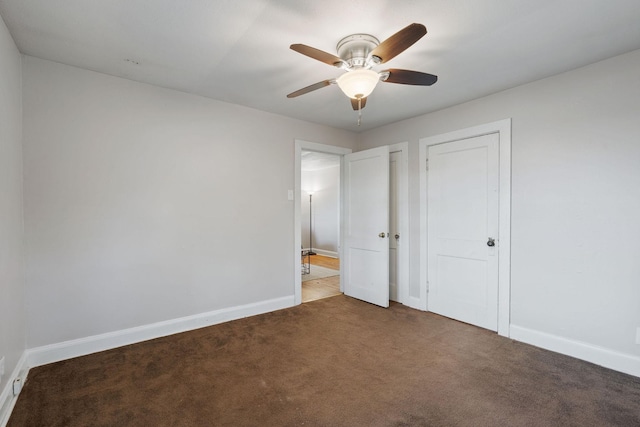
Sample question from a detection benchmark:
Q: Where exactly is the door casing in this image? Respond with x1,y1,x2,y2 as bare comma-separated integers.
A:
294,140,351,305
419,119,512,337
294,140,410,307
389,143,409,303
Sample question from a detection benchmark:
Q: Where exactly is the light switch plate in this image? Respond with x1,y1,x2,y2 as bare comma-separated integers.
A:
13,378,22,396
287,189,294,201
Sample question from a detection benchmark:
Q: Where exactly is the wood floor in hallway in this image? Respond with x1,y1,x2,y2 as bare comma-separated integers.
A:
309,254,339,269
302,255,340,303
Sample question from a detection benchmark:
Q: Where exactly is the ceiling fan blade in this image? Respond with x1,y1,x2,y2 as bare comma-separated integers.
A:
350,97,367,110
290,44,345,68
287,80,333,98
370,23,427,64
383,69,438,86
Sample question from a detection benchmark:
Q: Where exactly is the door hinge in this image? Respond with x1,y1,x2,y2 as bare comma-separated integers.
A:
425,158,429,171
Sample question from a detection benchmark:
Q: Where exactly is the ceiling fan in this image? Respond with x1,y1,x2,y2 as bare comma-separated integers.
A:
287,23,437,115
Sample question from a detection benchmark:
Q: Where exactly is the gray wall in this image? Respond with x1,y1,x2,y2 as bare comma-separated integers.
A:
22,56,357,348
301,165,340,254
358,49,640,362
0,14,25,395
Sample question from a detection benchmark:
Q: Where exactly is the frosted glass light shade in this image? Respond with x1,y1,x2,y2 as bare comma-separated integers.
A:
336,69,380,99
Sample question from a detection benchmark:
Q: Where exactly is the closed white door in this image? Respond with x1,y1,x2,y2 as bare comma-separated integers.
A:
344,146,390,308
389,151,400,302
427,133,499,330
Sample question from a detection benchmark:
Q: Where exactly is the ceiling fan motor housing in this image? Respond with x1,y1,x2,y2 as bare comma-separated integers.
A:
336,34,380,69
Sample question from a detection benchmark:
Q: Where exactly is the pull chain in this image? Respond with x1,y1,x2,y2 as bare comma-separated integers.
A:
357,97,362,126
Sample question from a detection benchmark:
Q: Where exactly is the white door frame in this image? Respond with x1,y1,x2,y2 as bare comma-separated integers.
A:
294,140,410,307
389,142,409,305
294,140,352,305
419,119,512,336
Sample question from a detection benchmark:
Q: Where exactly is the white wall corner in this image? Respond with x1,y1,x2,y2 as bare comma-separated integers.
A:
0,352,29,427
26,295,294,369
510,325,640,378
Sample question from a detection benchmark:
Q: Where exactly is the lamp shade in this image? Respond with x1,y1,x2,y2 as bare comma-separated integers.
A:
336,69,380,99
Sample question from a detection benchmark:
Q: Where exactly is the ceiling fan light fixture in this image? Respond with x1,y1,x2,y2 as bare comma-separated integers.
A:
336,69,380,99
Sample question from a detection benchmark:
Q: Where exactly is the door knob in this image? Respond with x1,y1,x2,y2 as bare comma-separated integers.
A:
395,233,400,240
487,237,495,247
379,232,386,238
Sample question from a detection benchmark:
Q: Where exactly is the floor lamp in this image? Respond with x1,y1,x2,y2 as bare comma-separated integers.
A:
307,192,316,255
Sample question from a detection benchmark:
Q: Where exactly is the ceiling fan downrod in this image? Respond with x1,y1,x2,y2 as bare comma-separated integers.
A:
336,34,380,70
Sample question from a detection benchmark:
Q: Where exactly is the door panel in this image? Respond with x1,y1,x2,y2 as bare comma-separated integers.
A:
389,151,400,302
427,133,499,330
344,146,390,308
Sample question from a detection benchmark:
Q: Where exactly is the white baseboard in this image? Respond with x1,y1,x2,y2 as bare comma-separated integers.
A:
26,295,294,369
0,352,29,427
304,248,338,258
510,324,640,378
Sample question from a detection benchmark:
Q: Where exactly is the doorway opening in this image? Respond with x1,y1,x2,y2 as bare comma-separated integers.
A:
301,150,342,303
294,141,352,306
293,140,409,308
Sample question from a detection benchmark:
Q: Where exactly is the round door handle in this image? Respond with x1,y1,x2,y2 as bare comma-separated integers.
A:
395,233,400,240
487,237,495,247
379,232,386,238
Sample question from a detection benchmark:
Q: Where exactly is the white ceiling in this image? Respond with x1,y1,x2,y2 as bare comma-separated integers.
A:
1,0,639,132
301,151,340,172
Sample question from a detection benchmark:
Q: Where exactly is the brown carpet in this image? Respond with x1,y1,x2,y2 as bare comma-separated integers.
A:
9,296,640,426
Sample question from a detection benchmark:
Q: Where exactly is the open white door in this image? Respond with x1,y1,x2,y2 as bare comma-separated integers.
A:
343,146,390,308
